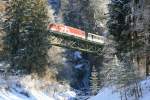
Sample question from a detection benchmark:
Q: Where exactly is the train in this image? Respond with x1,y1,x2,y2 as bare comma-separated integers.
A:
48,23,106,44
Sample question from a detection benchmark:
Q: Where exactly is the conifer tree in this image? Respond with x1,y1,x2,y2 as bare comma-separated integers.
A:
90,65,99,95
6,0,50,74
107,0,131,53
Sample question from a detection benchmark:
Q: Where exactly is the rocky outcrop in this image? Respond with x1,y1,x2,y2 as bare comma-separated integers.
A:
0,1,9,56
88,0,110,36
129,0,150,76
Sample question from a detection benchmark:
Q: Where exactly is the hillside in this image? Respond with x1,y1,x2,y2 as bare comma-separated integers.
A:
0,0,150,100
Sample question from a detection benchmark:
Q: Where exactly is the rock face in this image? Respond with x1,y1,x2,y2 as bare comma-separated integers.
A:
89,0,110,36
130,0,150,34
0,3,6,13
48,0,61,15
129,0,150,76
0,1,8,55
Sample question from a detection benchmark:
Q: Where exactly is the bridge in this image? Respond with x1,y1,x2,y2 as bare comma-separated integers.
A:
48,31,112,55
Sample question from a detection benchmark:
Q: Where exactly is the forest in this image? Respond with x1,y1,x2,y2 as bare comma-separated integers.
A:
0,0,150,100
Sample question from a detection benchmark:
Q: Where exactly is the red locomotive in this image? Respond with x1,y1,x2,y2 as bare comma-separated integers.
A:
48,23,85,38
48,23,106,44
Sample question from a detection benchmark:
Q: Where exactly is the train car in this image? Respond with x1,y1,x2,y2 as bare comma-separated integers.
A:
48,23,106,44
48,23,86,38
87,33,106,44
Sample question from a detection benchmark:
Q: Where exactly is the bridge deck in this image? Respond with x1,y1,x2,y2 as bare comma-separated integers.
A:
48,31,107,55
48,31,105,45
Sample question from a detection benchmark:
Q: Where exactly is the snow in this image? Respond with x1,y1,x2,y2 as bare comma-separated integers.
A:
89,87,120,100
54,91,76,100
89,77,150,100
1,75,149,100
0,61,10,68
74,64,83,69
0,75,76,100
0,88,55,100
74,51,82,59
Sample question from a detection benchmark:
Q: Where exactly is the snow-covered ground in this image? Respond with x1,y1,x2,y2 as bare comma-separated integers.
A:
0,71,150,100
89,77,150,100
0,75,76,100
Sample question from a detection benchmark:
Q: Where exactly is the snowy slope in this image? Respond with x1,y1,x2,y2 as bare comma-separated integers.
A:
89,77,150,100
0,75,76,100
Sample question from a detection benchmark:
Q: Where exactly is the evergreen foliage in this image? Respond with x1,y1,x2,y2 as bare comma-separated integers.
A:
5,0,49,74
88,0,110,35
107,0,131,53
102,53,138,87
90,65,100,95
63,0,92,32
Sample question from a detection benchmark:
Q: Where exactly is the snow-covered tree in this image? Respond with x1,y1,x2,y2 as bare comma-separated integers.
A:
88,0,110,35
107,0,132,53
90,65,100,95
5,0,50,74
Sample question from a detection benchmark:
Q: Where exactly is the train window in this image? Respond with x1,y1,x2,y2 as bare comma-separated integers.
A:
86,32,106,43
95,35,97,38
91,35,93,39
89,33,92,38
97,36,100,40
95,36,97,40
